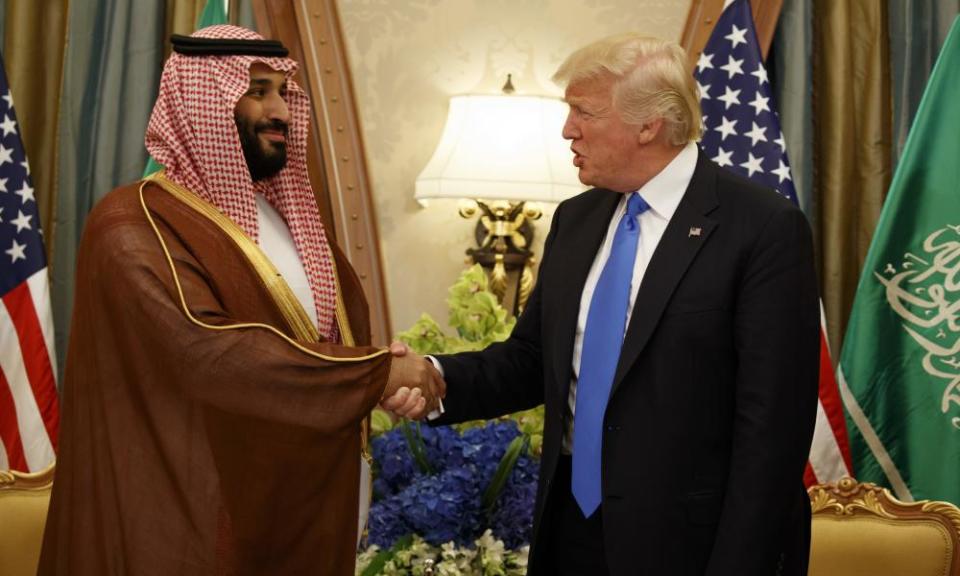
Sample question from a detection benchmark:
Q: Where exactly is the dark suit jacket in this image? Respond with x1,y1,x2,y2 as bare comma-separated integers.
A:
434,152,820,576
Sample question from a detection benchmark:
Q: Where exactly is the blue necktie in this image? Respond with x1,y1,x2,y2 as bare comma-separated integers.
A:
572,192,649,517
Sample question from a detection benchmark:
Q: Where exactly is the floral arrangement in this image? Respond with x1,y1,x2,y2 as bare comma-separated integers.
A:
356,531,528,576
358,265,544,575
394,264,516,355
368,420,538,549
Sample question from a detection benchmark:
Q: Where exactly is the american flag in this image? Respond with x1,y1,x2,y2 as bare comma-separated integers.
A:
695,0,852,485
0,54,59,472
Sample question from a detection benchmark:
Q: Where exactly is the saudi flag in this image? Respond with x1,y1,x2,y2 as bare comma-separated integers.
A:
839,16,960,505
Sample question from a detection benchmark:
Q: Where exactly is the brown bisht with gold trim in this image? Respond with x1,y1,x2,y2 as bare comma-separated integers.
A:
38,175,390,575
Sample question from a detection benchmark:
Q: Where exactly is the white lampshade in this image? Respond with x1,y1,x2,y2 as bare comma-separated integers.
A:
415,94,584,204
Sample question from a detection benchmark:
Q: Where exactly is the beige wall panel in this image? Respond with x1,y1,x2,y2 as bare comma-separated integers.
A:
340,0,689,335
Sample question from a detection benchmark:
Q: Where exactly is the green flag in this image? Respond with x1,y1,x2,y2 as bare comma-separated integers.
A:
196,0,228,28
143,0,228,177
839,16,960,505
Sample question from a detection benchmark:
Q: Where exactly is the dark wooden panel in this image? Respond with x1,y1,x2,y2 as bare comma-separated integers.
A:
253,0,392,345
681,0,784,65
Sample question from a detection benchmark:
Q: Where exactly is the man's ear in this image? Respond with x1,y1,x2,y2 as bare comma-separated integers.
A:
636,117,664,145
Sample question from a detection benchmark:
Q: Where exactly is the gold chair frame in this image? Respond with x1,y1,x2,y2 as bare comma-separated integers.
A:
808,476,960,576
0,464,55,576
0,464,55,491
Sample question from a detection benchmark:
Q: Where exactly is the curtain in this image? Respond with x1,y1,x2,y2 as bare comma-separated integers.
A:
888,0,960,164
771,0,813,222
2,0,68,263
775,0,959,355
813,0,892,353
236,0,256,29
53,0,228,373
166,0,207,47
769,0,820,321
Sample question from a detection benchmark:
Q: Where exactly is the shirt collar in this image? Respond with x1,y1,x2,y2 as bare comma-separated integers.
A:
632,140,698,221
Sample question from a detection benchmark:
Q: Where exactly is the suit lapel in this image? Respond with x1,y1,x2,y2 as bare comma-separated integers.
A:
551,191,621,397
611,154,720,395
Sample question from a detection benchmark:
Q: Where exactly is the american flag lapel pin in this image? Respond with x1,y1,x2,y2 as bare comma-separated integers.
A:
688,226,702,238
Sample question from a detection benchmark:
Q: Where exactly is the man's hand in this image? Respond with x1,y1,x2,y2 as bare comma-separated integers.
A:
380,342,445,420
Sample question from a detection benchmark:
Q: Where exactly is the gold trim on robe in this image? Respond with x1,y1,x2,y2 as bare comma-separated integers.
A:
138,173,388,364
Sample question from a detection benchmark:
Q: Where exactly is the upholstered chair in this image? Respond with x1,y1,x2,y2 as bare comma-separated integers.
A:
0,465,54,576
808,476,960,576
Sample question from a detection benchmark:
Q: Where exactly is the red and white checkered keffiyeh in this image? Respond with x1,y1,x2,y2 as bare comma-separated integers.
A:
146,25,339,342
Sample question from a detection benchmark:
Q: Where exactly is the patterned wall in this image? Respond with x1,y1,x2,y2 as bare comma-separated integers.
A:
340,0,689,335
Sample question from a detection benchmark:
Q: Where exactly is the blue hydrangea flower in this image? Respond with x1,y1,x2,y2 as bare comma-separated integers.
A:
422,425,465,468
371,427,419,496
369,420,537,550
490,454,539,548
399,467,484,545
460,422,520,482
367,491,411,548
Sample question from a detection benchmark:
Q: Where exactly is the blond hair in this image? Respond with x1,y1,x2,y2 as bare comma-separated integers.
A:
552,34,702,145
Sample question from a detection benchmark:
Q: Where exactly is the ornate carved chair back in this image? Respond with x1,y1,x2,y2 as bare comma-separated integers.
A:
808,476,960,576
0,464,55,576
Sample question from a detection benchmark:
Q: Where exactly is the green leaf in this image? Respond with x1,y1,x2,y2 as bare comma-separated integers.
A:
482,435,529,510
400,421,433,475
360,534,414,576
390,264,516,366
395,313,448,355
370,408,395,436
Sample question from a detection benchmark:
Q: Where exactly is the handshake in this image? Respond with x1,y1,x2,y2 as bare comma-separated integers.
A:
379,341,447,420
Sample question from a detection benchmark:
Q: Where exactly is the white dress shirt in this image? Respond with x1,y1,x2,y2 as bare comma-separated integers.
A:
254,193,319,329
253,193,370,546
562,141,699,453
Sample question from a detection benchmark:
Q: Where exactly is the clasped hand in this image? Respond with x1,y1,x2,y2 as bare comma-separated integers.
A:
380,341,446,420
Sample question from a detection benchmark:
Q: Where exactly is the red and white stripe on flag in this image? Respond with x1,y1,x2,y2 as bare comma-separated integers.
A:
0,269,59,472
694,0,852,486
0,53,59,472
804,306,852,485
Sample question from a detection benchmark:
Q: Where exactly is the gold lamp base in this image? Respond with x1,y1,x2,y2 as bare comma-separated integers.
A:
459,199,541,315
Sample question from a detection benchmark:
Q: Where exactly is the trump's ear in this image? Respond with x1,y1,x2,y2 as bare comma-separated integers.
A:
635,117,664,145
